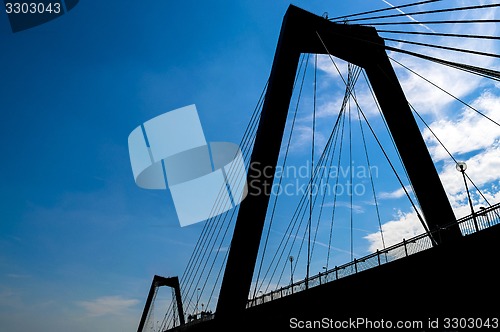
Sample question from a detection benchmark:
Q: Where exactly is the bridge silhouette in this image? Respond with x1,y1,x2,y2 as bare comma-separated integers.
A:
137,3,500,331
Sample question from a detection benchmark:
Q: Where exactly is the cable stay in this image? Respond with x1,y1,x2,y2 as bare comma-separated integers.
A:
279,63,357,286
328,1,500,84
144,287,157,331
378,29,500,41
383,37,500,59
389,56,500,128
273,106,348,292
410,104,500,226
325,113,346,272
408,99,500,211
348,81,433,239
306,54,318,287
328,0,441,22
158,288,181,331
361,67,420,211
255,88,348,295
381,44,500,219
411,105,497,210
309,65,362,266
348,66,354,263
259,55,350,291
317,30,432,236
275,90,348,291
465,172,500,217
253,47,429,298
251,33,442,297
385,46,500,82
251,53,310,299
358,19,500,26
178,78,268,319
354,83,387,253
331,3,500,24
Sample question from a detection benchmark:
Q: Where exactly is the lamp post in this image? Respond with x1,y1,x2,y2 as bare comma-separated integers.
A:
479,206,491,227
322,266,328,284
196,288,201,317
456,162,478,231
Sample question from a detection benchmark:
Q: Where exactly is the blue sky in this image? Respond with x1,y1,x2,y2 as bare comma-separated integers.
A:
1,1,499,331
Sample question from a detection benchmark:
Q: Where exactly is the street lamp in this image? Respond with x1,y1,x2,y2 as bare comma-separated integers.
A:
479,206,491,227
321,266,328,283
456,162,478,231
196,288,201,316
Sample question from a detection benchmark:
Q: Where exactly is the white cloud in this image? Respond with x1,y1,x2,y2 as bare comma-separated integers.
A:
388,2,498,116
289,124,327,153
423,91,500,162
439,146,500,198
365,143,500,253
316,54,348,81
323,201,366,214
316,59,380,120
424,91,500,205
364,210,426,252
379,186,413,200
316,98,343,119
363,2,500,254
78,296,140,317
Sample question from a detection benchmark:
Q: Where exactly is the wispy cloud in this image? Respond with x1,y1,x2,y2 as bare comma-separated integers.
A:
5,273,31,279
323,200,366,214
379,186,413,200
77,296,140,317
364,210,426,252
423,91,500,162
289,124,327,153
270,228,362,257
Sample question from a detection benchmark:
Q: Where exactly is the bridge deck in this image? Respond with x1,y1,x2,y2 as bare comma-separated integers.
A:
173,203,500,331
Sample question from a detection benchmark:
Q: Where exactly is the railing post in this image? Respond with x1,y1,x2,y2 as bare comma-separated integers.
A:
354,259,358,273
473,213,479,232
377,249,381,266
335,266,338,280
479,207,491,228
403,238,408,257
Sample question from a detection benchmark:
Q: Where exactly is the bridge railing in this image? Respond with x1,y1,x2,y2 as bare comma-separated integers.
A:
246,203,500,308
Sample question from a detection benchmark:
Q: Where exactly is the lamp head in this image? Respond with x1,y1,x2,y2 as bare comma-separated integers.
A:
456,161,467,172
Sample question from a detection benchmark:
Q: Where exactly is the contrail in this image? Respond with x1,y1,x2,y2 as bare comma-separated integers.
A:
381,0,436,33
